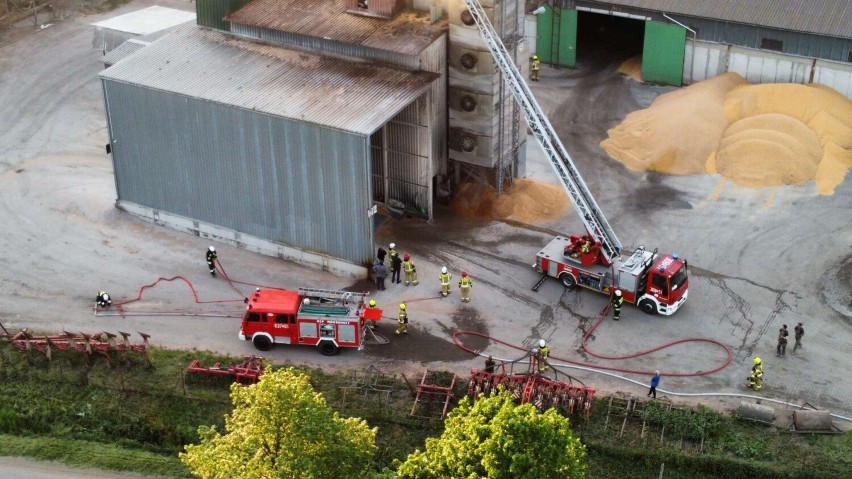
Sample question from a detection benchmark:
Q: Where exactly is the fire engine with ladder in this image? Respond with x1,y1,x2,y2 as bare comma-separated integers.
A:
463,0,688,315
238,287,382,356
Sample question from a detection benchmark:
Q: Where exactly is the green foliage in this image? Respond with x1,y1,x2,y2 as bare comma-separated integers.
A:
396,391,586,479
180,367,377,479
0,434,192,477
641,402,725,440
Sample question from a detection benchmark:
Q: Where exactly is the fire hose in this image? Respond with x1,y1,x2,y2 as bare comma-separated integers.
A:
452,301,852,424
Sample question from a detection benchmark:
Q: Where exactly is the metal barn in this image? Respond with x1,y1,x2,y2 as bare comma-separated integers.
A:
101,26,438,276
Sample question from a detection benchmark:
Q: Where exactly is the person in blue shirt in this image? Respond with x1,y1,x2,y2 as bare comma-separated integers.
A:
648,370,661,399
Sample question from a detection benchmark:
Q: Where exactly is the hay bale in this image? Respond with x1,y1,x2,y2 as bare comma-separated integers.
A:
793,410,833,431
737,401,775,424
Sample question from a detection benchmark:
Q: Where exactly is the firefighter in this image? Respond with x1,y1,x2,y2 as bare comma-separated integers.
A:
458,271,473,302
95,291,111,309
531,54,541,81
206,246,218,277
612,290,624,320
746,357,763,391
366,299,378,330
439,266,452,297
580,236,592,254
389,243,401,284
536,339,550,373
403,254,419,286
395,303,408,335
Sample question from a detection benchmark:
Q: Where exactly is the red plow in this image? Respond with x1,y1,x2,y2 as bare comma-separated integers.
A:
186,355,265,385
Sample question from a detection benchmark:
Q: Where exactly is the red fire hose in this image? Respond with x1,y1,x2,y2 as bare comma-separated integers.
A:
453,301,732,377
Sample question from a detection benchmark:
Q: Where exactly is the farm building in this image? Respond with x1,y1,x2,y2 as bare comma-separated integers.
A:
531,0,852,95
99,0,528,276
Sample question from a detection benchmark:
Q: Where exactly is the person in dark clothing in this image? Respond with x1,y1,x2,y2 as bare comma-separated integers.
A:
372,259,387,291
96,291,111,309
648,371,661,398
777,324,789,357
390,245,402,284
612,290,624,320
484,355,496,374
206,246,218,277
377,246,387,264
792,322,805,353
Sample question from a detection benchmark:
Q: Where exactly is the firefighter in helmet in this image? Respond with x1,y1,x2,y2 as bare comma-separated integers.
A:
531,54,541,81
206,246,218,277
439,266,452,297
367,299,378,330
396,303,408,335
458,271,473,302
747,357,763,391
96,291,111,309
536,339,550,373
612,290,624,321
403,254,419,286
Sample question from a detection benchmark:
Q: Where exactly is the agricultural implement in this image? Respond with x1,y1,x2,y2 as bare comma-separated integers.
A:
186,355,265,385
467,369,595,417
3,328,150,366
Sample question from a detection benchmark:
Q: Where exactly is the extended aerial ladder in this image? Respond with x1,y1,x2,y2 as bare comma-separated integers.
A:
462,0,622,263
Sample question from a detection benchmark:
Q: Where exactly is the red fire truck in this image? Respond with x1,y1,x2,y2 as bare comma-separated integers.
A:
238,287,382,355
459,1,689,315
535,234,688,315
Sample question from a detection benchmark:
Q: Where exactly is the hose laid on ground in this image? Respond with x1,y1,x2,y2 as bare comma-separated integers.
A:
109,276,246,308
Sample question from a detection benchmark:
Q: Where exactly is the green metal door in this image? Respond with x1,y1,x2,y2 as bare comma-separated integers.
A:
642,21,686,86
536,6,577,67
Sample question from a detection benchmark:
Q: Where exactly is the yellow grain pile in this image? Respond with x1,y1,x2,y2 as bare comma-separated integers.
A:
618,55,643,82
600,73,747,175
600,73,852,195
450,179,568,223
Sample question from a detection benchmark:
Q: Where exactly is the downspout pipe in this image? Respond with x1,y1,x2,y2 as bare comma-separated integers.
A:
663,13,697,84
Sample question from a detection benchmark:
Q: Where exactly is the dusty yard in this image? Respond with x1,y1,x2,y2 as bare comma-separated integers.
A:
1,0,850,438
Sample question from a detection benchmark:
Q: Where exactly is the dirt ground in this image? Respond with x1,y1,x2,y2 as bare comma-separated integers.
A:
1,0,850,445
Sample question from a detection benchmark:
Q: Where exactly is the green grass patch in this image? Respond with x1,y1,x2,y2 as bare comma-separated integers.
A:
0,342,849,478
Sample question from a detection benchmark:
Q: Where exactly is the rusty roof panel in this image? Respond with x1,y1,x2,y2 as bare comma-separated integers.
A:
226,0,448,55
590,0,852,39
100,26,438,135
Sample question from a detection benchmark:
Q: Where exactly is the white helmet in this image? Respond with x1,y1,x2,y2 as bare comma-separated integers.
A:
539,339,546,348
441,266,448,274
389,243,396,249
615,290,622,297
302,298,311,305
102,293,110,301
209,245,216,252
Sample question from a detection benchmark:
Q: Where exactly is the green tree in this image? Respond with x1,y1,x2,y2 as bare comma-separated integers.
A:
396,391,586,479
180,368,377,479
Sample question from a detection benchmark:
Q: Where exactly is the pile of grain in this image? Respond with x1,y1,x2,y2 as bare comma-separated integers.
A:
601,73,746,175
600,73,852,195
618,55,643,82
450,178,568,223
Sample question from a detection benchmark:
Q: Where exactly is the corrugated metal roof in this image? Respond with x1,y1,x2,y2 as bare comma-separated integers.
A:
91,6,197,35
589,0,852,39
99,26,438,135
225,0,448,56
100,29,177,65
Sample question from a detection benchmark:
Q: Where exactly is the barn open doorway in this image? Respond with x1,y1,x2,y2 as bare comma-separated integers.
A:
576,10,646,64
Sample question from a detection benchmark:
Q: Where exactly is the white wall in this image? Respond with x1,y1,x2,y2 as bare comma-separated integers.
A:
685,40,852,98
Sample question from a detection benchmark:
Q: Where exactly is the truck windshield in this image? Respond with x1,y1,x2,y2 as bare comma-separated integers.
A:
670,267,688,291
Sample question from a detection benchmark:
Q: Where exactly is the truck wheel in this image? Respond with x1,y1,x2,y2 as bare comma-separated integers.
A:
638,299,657,315
560,273,576,289
252,335,273,351
318,341,339,356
